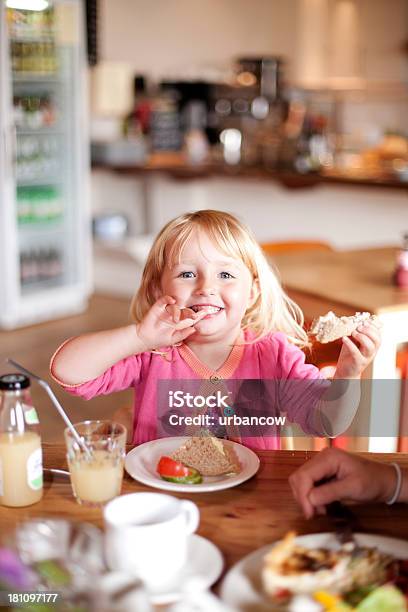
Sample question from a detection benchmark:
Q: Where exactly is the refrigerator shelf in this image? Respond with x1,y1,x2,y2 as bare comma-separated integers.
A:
12,74,61,83
16,129,63,136
16,184,62,191
9,36,55,44
18,222,65,234
21,276,65,295
17,176,61,187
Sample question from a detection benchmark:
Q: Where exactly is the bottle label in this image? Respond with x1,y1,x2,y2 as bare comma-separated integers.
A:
24,407,39,425
27,447,43,491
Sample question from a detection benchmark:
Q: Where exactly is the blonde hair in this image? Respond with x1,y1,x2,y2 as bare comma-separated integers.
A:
130,210,309,348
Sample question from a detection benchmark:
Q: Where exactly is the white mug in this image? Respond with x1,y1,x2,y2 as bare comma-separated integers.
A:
103,492,200,588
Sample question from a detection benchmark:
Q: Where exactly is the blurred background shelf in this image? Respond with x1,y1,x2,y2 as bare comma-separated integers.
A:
93,159,408,191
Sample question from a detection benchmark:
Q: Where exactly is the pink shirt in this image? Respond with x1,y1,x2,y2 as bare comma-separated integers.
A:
51,331,326,450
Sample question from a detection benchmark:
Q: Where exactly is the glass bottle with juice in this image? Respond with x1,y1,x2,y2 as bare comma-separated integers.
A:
0,373,43,507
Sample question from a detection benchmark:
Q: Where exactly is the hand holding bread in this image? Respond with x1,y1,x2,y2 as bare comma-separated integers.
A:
310,310,382,378
335,317,381,378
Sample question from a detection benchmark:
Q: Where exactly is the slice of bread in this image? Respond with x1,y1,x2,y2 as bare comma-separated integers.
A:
309,311,376,344
171,435,241,476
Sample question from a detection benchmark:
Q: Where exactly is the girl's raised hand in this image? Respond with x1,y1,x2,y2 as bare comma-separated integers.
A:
334,320,382,378
135,295,207,350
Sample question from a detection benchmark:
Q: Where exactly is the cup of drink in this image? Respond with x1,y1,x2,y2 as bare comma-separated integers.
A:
64,420,126,507
104,492,200,589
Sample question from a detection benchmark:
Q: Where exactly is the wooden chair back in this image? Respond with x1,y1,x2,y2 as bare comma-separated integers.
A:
261,240,333,255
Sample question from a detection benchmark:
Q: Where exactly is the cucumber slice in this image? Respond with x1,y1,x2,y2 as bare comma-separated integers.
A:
160,468,202,484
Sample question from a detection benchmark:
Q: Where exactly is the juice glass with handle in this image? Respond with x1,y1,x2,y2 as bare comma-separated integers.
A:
64,420,126,506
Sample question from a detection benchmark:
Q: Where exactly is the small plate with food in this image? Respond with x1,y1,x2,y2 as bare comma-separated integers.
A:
220,531,408,611
125,435,260,493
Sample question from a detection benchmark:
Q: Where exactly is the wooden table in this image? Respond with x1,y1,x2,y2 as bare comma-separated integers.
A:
272,247,408,452
1,445,408,590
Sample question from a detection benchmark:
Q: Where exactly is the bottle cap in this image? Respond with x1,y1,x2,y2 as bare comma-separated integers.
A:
0,373,30,390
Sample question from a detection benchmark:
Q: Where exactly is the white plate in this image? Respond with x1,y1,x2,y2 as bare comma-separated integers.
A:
220,532,408,611
125,436,260,493
148,534,223,605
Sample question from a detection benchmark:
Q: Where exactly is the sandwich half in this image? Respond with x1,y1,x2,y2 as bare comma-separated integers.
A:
309,311,377,344
171,434,241,476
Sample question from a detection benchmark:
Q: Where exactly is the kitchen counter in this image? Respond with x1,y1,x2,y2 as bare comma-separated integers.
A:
92,159,408,191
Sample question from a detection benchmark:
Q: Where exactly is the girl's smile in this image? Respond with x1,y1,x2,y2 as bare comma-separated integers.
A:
188,304,224,316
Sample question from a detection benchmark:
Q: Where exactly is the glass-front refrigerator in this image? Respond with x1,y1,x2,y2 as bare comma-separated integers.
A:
0,0,91,328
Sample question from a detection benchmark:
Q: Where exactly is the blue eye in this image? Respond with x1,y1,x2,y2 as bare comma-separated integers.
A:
219,272,234,279
178,271,195,278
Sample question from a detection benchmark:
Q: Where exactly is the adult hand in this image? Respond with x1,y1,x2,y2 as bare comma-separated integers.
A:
289,447,396,519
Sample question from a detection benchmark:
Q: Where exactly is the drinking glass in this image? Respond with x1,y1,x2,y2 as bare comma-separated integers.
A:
64,420,126,506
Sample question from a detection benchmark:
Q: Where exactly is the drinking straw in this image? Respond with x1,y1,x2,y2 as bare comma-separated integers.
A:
7,358,92,458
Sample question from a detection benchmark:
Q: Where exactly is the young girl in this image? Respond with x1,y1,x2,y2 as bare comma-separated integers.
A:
50,210,381,449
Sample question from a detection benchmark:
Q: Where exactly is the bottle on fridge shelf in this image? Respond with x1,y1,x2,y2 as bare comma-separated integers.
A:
16,186,30,224
14,94,57,130
0,374,43,507
40,94,56,126
24,94,42,129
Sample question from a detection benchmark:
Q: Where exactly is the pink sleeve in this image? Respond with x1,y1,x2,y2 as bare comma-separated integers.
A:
275,333,329,435
50,342,146,400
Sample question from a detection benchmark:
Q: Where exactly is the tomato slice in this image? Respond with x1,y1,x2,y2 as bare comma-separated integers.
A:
157,456,190,478
274,588,291,601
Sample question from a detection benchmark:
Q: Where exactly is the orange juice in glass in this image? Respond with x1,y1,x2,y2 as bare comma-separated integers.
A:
64,421,126,506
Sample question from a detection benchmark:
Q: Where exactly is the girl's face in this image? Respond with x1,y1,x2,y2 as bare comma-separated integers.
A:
160,230,255,343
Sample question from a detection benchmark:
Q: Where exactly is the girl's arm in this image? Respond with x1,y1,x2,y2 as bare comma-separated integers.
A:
313,377,361,437
52,295,206,386
51,324,146,386
313,321,381,437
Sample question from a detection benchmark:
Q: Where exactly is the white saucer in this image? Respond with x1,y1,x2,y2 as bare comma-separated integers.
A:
147,534,223,605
